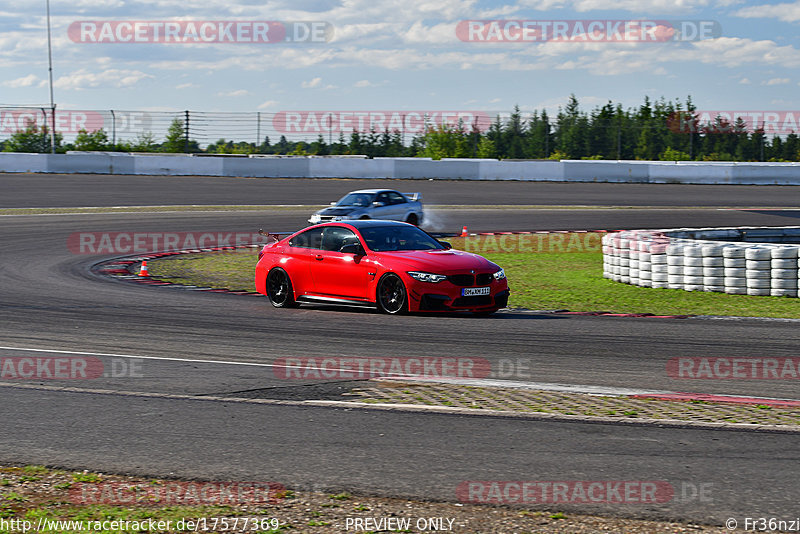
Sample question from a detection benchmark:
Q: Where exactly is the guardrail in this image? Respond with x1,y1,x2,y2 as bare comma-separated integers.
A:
1,152,800,184
602,227,800,297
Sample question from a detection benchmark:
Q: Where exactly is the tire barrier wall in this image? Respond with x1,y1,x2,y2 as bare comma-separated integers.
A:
602,226,800,297
1,152,800,184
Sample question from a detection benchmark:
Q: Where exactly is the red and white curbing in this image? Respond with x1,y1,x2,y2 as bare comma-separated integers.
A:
387,377,800,409
92,244,265,296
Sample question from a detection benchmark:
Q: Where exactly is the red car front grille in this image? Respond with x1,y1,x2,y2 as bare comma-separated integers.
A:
447,273,493,286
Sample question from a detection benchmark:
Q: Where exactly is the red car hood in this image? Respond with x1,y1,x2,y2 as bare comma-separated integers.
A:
374,249,499,273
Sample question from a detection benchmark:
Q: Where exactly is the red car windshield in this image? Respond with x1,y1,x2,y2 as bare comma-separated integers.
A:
360,226,444,252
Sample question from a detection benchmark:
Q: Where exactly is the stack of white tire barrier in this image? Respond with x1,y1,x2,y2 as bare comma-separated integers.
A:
771,246,798,297
601,226,800,298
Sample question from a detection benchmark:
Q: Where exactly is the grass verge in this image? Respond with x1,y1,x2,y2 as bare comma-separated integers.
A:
147,232,800,318
0,465,737,533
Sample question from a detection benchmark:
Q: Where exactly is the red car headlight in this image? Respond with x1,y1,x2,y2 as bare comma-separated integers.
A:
407,271,447,283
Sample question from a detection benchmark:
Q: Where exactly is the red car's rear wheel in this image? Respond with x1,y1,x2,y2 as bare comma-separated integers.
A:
266,268,299,308
376,274,408,314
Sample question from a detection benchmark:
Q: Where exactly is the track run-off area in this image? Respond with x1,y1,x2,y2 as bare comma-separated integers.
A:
1,173,799,528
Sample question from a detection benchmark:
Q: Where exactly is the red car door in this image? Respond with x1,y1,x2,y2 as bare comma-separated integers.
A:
310,226,372,300
283,227,324,296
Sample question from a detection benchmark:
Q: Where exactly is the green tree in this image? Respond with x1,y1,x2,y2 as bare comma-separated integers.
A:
502,106,525,159
3,122,62,153
554,94,587,158
416,122,470,160
123,132,157,152
633,96,659,160
476,137,496,159
310,134,329,155
782,132,799,161
73,128,111,151
586,102,616,159
275,135,290,154
162,118,187,153
659,147,691,161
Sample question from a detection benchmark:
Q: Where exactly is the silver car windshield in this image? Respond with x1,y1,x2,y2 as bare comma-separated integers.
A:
360,226,444,252
336,193,375,207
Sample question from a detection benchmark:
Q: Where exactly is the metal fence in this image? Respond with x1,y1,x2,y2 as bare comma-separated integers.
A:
0,107,500,148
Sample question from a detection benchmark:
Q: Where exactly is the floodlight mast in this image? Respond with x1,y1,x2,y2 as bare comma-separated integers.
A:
46,0,56,153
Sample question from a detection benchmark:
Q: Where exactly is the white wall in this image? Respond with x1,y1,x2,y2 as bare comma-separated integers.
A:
0,153,799,184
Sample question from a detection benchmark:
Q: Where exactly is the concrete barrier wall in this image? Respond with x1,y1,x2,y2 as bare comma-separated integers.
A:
0,152,799,184
603,227,800,297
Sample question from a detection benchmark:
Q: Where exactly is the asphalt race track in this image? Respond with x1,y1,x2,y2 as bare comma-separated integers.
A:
1,173,799,527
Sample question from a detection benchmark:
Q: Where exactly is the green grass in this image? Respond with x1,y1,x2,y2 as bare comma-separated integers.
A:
71,473,102,483
22,466,49,475
146,233,800,318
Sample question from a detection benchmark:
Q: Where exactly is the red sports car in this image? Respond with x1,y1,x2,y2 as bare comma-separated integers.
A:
255,220,509,314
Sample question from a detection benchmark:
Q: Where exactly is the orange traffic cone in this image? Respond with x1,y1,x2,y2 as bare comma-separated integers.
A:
461,226,468,237
138,261,149,277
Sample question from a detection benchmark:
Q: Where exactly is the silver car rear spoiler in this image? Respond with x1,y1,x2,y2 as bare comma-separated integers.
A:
403,192,422,201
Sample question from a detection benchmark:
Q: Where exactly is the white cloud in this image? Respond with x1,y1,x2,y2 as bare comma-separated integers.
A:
53,69,153,90
690,37,800,68
520,37,800,76
519,0,711,12
257,100,279,109
2,74,40,88
735,1,800,23
66,0,125,8
301,77,322,88
176,83,198,89
216,89,250,97
403,21,458,45
763,77,790,85
739,77,751,84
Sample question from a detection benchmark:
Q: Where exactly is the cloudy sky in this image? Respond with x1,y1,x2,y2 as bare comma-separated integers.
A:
2,0,799,118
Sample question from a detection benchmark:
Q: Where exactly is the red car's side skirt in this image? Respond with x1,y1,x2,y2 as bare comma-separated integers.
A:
296,295,375,307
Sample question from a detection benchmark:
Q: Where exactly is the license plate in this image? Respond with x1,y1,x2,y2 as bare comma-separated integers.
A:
462,287,491,296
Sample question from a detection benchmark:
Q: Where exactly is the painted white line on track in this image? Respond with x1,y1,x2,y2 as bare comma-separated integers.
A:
0,345,660,395
0,345,277,368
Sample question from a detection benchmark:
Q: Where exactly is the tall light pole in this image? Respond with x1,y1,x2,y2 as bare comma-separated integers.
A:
46,0,56,153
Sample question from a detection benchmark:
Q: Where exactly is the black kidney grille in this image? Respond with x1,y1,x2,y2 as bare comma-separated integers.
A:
476,273,493,285
447,274,474,286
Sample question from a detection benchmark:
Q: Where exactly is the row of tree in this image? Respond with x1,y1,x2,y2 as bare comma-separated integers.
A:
3,95,799,161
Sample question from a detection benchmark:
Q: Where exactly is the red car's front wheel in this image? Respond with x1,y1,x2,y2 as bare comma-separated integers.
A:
376,274,408,314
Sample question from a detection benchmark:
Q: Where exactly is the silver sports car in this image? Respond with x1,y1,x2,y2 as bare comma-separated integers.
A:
308,189,424,225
